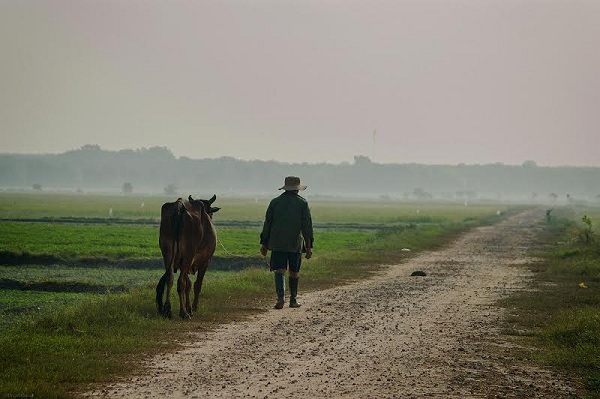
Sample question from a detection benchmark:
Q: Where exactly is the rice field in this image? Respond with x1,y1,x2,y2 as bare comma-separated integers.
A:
0,192,506,328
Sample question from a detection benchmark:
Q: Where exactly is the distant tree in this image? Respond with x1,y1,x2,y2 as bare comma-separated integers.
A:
137,146,175,160
164,184,177,196
549,193,558,201
122,182,133,194
413,188,432,200
353,155,372,166
522,160,537,168
32,183,42,191
80,144,102,151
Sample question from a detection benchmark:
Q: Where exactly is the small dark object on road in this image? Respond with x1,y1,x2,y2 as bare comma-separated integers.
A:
411,270,427,276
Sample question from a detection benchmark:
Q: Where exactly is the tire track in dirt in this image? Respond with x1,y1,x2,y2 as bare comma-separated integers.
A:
82,209,581,398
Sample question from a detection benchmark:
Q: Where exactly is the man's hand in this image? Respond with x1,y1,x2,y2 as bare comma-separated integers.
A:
260,244,268,257
305,248,312,259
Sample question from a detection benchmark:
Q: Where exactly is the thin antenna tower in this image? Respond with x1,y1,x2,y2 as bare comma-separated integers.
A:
372,129,377,161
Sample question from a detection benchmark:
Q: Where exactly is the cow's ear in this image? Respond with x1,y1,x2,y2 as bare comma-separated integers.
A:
209,194,216,204
210,207,220,214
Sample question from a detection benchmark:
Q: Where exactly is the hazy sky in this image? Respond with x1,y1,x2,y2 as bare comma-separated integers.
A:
1,0,598,166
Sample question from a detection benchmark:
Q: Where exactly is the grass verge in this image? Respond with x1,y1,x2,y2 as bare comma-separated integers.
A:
500,206,600,398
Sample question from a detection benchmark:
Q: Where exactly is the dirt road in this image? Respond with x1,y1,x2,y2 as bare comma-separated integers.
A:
83,209,581,398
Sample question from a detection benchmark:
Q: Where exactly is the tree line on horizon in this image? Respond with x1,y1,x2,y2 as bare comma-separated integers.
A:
1,145,599,202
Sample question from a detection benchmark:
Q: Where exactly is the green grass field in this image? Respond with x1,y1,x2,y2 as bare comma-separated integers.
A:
0,191,501,223
2,192,598,397
0,192,516,397
0,222,374,260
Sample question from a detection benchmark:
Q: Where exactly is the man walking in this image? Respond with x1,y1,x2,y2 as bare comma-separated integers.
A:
260,176,314,309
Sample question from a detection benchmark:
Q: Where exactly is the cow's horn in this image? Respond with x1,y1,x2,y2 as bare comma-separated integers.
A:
188,195,194,202
209,194,216,204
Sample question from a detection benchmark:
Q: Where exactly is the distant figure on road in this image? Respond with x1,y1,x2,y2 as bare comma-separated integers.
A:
260,176,314,309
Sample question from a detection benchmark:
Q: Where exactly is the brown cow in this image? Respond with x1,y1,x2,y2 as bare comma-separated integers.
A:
156,194,220,319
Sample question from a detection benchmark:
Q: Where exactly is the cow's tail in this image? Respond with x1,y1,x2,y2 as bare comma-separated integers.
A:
156,201,185,314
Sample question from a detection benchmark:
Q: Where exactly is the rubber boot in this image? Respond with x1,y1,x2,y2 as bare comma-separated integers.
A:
289,277,300,308
274,272,285,309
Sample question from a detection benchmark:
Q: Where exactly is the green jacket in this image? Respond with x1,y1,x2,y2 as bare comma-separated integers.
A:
260,191,314,253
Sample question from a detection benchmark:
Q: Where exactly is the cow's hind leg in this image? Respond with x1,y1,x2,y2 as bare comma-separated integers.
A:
177,272,191,319
155,272,167,314
192,265,208,313
161,269,174,318
185,273,193,316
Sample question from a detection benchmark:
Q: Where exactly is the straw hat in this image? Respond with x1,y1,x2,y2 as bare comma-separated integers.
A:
279,176,307,191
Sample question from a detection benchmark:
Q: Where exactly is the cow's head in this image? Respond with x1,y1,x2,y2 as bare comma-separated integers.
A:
189,194,220,218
